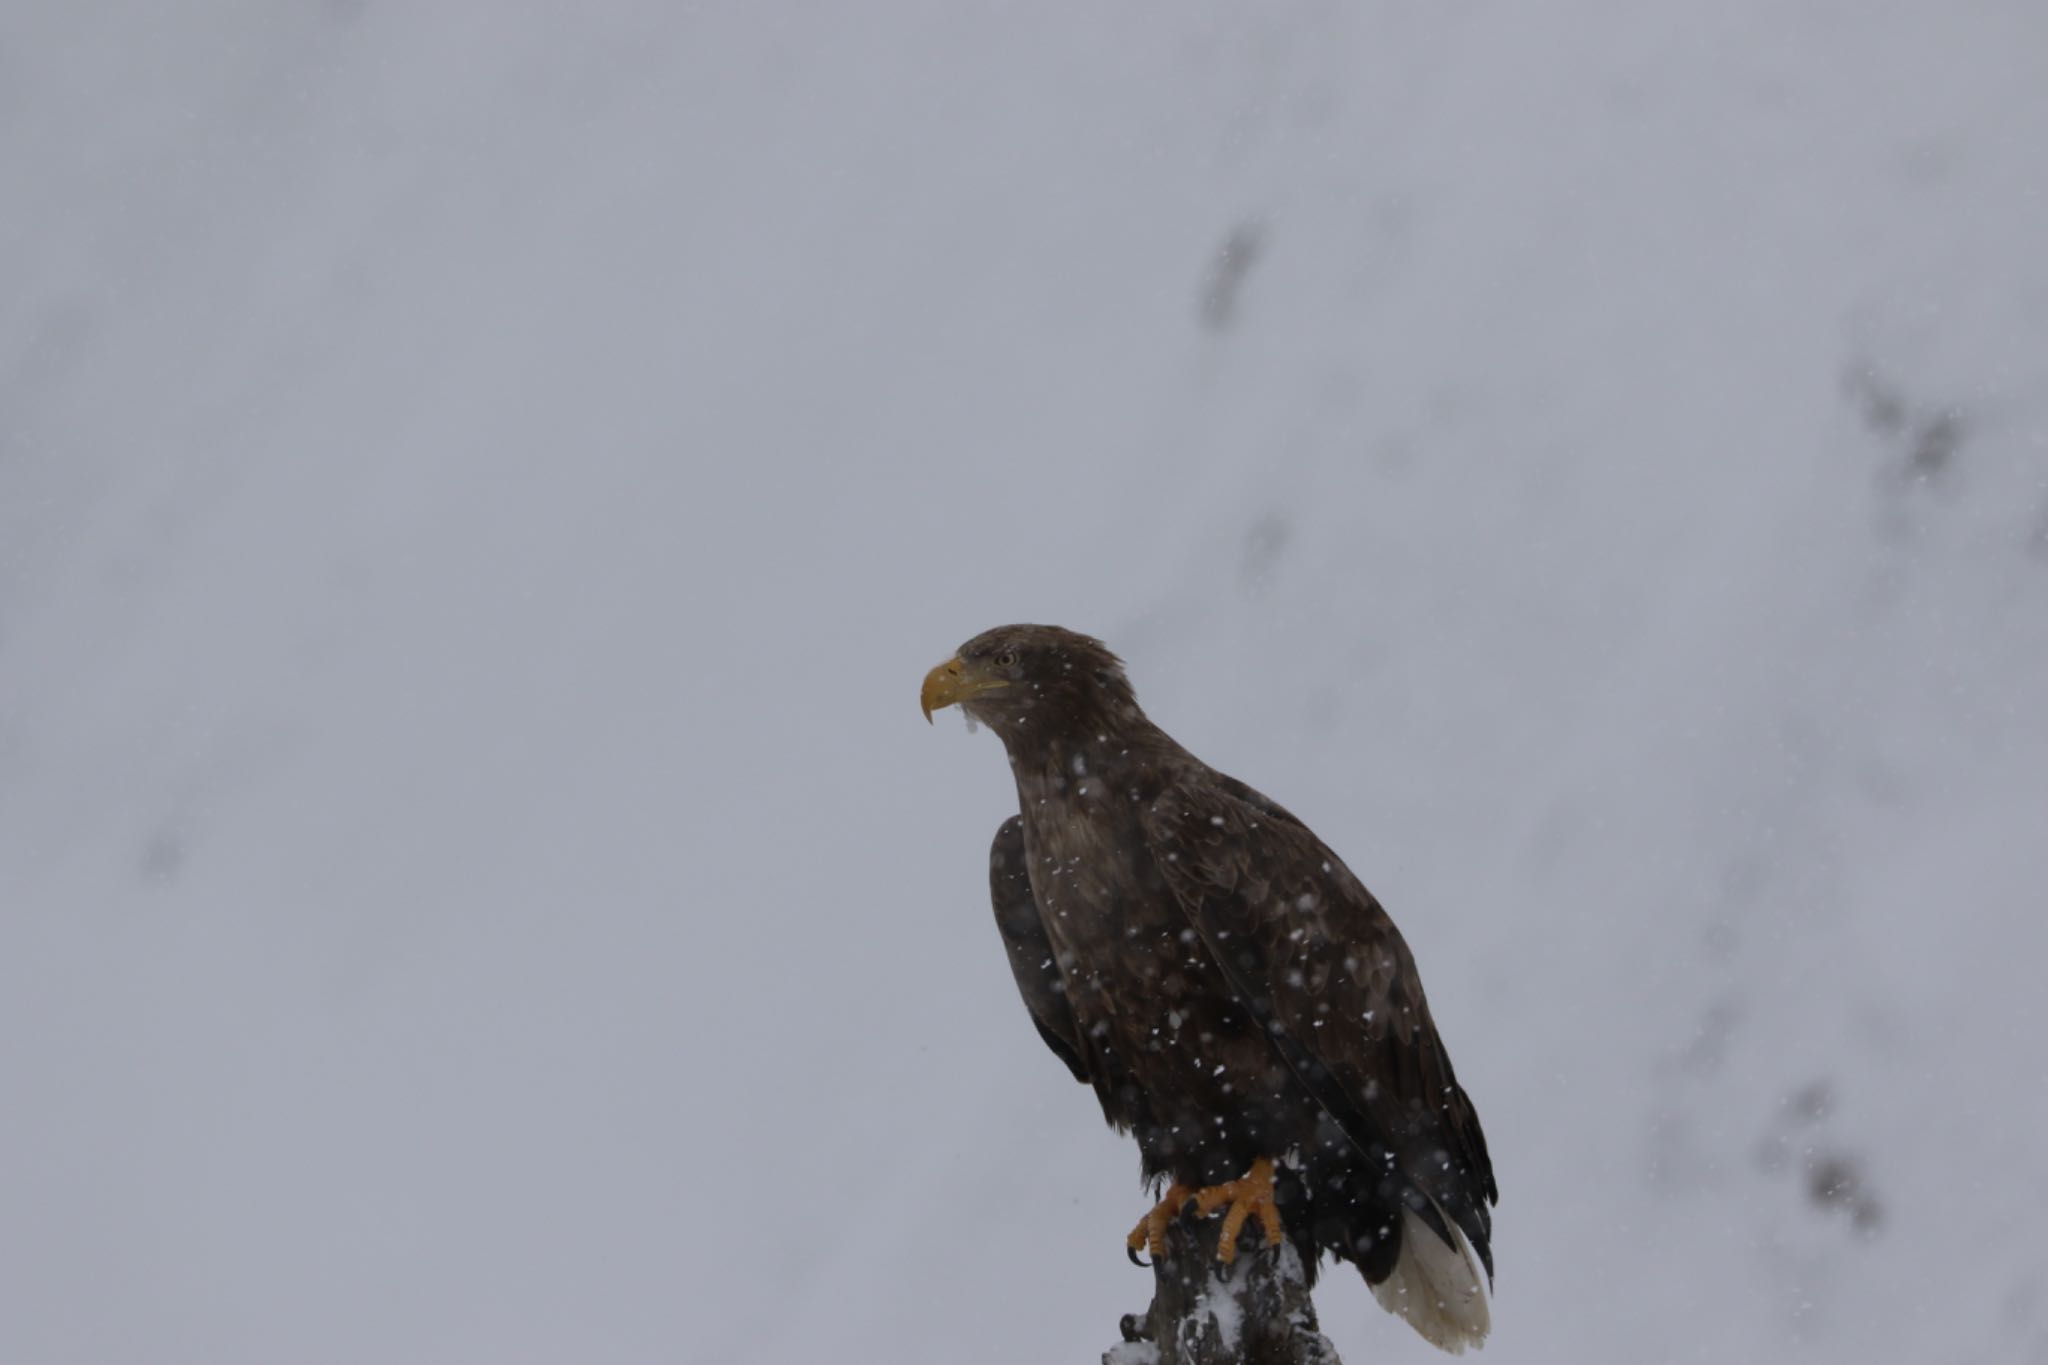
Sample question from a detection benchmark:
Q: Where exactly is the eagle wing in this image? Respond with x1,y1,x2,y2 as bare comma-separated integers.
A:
988,815,1090,1084
1139,780,1496,1276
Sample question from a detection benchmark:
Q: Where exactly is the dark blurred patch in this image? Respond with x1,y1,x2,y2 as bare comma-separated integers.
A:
1788,1078,1834,1124
1239,511,1291,591
1907,409,1965,483
1844,364,1908,437
1754,1079,1829,1170
1754,1078,1883,1238
1806,1150,1883,1237
1843,362,1967,495
1200,221,1264,331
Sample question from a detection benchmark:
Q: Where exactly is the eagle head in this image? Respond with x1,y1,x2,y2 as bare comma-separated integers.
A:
921,624,1137,737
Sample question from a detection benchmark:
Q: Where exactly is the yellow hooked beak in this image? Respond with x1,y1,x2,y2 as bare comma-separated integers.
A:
921,655,1009,723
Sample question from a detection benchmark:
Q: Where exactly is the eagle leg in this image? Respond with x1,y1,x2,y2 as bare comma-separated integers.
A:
1125,1183,1195,1266
1189,1156,1285,1264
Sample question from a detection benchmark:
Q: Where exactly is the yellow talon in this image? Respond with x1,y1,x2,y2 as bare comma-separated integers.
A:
1188,1157,1285,1264
1126,1182,1194,1263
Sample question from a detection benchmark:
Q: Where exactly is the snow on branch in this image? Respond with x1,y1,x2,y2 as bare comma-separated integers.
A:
1105,1212,1340,1365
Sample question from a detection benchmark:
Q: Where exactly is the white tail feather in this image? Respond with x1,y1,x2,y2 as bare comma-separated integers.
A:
1369,1204,1492,1354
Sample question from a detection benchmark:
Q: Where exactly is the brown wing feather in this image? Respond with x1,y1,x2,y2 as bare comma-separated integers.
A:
988,815,1091,1084
1139,780,1496,1275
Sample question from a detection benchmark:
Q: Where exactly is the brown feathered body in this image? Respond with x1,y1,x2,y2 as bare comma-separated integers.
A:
955,625,1495,1339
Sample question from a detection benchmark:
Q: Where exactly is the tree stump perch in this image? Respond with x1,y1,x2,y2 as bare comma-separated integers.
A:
1104,1211,1341,1365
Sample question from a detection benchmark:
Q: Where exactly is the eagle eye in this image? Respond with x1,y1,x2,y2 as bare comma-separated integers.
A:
994,649,1020,668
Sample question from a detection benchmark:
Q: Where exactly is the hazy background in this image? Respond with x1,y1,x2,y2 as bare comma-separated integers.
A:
5,3,2046,1362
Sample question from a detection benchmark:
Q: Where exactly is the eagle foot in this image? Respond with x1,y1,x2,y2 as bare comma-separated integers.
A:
1189,1156,1284,1264
1125,1183,1194,1266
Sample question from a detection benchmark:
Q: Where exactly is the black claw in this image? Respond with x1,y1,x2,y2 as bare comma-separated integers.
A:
1128,1245,1150,1268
